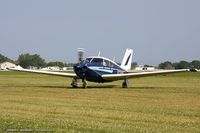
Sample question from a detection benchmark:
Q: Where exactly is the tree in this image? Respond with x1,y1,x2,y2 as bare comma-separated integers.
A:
0,53,12,63
131,62,137,69
159,61,174,69
65,63,76,67
144,64,153,67
47,61,65,68
175,61,190,69
190,60,200,69
18,53,46,68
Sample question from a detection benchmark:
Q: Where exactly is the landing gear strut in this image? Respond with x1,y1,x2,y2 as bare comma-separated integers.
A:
82,78,87,88
122,79,128,88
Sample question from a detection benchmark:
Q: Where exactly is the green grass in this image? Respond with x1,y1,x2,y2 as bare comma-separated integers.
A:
0,71,200,133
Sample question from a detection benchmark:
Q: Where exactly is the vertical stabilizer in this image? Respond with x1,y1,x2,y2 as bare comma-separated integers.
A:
120,48,133,71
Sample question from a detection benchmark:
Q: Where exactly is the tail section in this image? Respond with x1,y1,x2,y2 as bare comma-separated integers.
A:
120,48,133,71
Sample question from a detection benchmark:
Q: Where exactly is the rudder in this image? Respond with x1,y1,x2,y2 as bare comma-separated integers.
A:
120,48,133,71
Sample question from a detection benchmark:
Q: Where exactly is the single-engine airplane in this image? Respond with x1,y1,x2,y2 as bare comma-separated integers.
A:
9,48,189,88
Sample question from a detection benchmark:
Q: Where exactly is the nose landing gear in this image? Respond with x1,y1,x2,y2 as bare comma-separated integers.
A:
71,78,78,88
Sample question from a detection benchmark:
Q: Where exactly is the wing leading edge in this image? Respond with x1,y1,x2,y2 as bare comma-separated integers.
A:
102,69,189,81
9,67,77,78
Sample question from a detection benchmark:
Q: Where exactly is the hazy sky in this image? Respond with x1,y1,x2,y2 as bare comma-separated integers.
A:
0,0,199,65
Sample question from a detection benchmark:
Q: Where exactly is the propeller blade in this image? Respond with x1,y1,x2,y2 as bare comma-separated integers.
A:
77,48,84,63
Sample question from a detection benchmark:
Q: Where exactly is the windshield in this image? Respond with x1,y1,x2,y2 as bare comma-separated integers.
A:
83,58,92,63
91,58,103,65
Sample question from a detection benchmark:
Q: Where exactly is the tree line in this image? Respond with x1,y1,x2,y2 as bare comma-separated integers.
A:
0,53,74,68
0,53,13,63
158,60,200,69
1,53,200,69
131,60,200,69
17,53,75,68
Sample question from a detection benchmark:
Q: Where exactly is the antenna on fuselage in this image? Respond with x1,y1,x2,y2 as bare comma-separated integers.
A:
98,51,101,57
77,48,84,63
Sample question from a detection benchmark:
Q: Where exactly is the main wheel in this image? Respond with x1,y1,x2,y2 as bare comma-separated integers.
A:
71,81,78,88
72,84,78,88
122,82,128,88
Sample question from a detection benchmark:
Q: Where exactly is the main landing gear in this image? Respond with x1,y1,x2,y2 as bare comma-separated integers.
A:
71,77,88,88
122,79,128,88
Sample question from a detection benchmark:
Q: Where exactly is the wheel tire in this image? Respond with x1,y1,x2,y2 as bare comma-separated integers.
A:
122,82,128,88
72,85,78,88
71,80,78,88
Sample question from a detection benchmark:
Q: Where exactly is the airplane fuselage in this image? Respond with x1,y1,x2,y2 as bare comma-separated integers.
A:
73,56,126,83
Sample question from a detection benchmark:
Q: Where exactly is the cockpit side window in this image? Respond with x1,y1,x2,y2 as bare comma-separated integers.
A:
103,59,122,70
91,58,103,65
103,60,113,67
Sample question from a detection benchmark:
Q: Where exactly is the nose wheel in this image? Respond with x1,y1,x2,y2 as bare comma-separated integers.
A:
71,78,78,88
122,79,128,88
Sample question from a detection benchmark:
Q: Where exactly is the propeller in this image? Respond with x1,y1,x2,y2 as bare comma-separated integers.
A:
72,48,88,88
77,48,84,63
75,48,87,84
74,48,87,75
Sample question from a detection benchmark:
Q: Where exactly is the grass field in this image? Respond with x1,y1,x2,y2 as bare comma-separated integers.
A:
0,71,200,133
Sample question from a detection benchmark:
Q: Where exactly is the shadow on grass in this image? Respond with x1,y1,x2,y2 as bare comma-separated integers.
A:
35,85,68,89
65,85,117,89
86,85,116,89
128,86,174,90
9,85,171,90
36,85,168,90
25,85,117,89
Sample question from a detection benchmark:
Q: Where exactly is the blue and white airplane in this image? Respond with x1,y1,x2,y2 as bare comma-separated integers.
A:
9,48,189,88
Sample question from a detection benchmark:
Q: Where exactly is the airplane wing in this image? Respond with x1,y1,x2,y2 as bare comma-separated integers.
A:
102,69,189,81
9,67,77,78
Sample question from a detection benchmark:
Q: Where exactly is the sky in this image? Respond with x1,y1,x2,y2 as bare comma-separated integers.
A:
0,0,199,65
